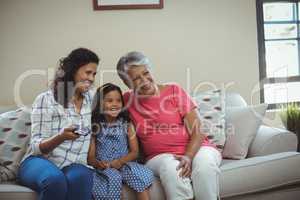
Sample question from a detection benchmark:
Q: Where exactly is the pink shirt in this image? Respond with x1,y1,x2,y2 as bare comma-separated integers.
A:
124,84,213,161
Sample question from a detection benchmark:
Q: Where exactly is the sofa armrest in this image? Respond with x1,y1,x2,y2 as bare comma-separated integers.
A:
247,125,298,157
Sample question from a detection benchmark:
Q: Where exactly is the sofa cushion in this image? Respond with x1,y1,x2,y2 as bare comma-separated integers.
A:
222,104,267,159
0,106,17,115
225,93,247,107
0,178,166,200
0,108,31,182
220,152,300,198
0,182,37,200
2,153,300,200
248,125,297,157
193,89,226,151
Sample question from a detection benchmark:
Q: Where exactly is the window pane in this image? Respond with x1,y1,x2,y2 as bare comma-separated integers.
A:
264,82,300,104
265,40,299,78
298,2,300,20
263,3,295,22
264,24,297,40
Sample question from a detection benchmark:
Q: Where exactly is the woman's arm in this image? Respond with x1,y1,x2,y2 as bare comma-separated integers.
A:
39,127,78,154
184,109,206,159
175,108,206,177
110,123,139,169
31,93,81,155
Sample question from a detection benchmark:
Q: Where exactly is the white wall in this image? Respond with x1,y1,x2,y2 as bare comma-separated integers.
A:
0,0,260,106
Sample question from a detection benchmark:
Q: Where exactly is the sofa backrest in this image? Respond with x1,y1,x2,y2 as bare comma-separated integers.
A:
225,93,247,107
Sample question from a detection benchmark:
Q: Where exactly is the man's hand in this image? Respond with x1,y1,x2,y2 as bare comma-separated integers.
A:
174,155,192,178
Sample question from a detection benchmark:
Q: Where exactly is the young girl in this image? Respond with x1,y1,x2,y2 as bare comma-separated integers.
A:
88,83,153,200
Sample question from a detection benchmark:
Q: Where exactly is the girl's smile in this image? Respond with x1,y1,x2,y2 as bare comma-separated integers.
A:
102,90,123,122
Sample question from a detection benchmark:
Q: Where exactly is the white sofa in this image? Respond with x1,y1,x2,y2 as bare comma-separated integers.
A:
1,93,300,200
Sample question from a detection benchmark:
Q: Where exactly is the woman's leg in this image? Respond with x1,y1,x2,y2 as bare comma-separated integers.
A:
62,163,93,200
18,156,67,200
191,146,222,200
146,154,194,200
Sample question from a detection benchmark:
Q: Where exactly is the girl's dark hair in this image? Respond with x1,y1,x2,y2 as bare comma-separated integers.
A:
91,83,130,131
51,48,99,108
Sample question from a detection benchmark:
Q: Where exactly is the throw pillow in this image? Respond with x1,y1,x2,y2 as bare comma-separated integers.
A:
0,107,31,182
222,104,268,159
193,89,226,151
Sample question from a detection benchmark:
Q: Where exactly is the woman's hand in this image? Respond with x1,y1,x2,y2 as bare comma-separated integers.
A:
110,159,123,169
39,127,79,154
175,155,192,178
60,127,80,141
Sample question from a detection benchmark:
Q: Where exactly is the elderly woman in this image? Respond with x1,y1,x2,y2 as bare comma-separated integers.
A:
116,51,222,200
19,48,99,200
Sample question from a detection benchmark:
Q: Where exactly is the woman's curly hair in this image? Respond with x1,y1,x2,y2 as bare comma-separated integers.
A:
51,48,99,108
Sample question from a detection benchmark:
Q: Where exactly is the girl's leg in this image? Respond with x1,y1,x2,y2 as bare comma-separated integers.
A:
121,162,153,200
136,188,150,200
18,156,67,200
62,163,93,200
93,168,122,200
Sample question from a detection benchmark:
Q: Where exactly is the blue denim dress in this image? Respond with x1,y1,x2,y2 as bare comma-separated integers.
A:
92,119,153,200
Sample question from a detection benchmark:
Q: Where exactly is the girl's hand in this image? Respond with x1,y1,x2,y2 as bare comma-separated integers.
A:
60,127,80,141
110,159,123,169
174,155,192,178
96,161,110,170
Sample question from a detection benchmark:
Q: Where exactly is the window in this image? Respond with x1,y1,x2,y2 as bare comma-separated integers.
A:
257,0,300,109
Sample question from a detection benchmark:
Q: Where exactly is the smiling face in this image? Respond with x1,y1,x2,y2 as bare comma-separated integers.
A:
73,62,98,93
102,90,123,121
127,65,157,96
